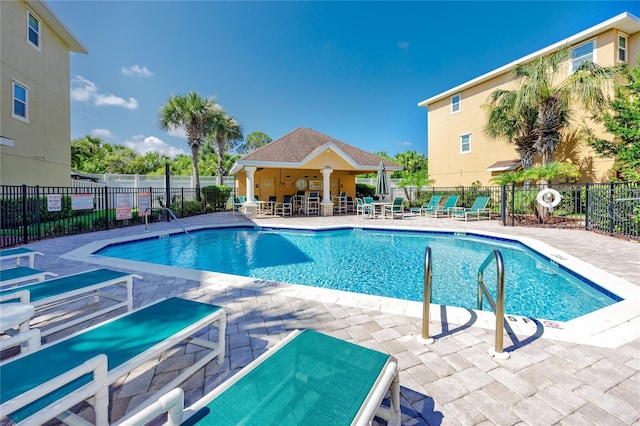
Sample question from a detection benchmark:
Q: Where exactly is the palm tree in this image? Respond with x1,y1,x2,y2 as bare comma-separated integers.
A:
512,47,618,166
207,111,243,185
522,161,581,186
157,92,218,200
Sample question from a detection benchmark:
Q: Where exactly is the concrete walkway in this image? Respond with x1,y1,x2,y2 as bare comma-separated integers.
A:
4,212,639,425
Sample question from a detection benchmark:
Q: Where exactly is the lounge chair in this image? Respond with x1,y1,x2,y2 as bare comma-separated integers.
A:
426,195,460,218
410,195,442,216
0,268,140,337
118,329,400,426
0,248,43,269
0,266,58,287
276,195,293,216
384,197,405,219
451,196,491,221
356,198,374,219
0,297,226,426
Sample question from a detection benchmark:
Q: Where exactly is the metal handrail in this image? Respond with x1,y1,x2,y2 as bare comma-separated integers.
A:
419,247,434,344
477,250,508,358
144,207,192,240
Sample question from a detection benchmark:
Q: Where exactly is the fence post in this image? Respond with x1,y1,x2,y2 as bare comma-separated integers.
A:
165,165,171,222
104,186,109,230
584,182,590,230
21,185,28,245
500,185,506,225
608,182,615,235
35,186,41,241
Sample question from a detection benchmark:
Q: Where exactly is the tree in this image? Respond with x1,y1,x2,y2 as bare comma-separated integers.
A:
157,92,219,200
206,110,243,185
484,89,538,174
522,161,581,186
71,136,106,173
486,47,619,175
237,131,272,154
586,63,640,182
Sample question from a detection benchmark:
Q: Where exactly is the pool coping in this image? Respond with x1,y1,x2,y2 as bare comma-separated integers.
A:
62,223,640,349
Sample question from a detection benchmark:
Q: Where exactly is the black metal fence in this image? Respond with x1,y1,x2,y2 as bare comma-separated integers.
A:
1,183,638,248
0,185,231,248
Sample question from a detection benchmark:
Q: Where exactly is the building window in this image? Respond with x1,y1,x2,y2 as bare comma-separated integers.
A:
451,94,461,114
618,33,627,63
12,80,29,122
570,40,594,73
460,133,471,153
27,10,41,50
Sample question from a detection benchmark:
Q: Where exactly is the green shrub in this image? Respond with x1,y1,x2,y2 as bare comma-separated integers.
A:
202,185,231,212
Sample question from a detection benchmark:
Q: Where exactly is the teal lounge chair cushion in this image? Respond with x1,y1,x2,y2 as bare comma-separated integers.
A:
0,269,128,303
0,266,46,283
184,329,390,425
1,297,223,422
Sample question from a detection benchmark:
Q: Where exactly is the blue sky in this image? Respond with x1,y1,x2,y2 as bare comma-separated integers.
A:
48,1,638,159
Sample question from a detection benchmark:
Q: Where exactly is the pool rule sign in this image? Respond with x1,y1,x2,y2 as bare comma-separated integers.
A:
116,194,133,220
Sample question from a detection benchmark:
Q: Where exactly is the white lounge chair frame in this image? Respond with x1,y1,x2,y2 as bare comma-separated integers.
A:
0,297,226,426
118,329,400,426
0,290,41,354
0,248,44,269
0,268,140,337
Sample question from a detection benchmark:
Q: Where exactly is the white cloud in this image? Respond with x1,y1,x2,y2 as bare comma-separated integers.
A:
166,126,187,139
90,128,114,139
94,93,138,110
121,65,154,78
397,141,413,147
397,41,409,52
124,135,187,158
71,75,139,110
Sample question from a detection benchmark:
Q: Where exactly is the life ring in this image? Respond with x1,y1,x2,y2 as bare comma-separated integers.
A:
536,188,562,209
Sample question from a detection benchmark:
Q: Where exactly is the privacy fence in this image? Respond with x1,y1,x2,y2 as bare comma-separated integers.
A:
1,182,638,248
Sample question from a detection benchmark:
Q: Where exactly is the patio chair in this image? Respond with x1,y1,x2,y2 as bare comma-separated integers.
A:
0,248,44,269
410,195,442,216
384,197,405,219
0,297,226,426
356,198,374,219
0,266,58,288
232,196,246,213
451,196,491,221
333,191,347,214
276,195,293,216
0,268,140,337
363,196,374,205
118,329,400,426
306,192,320,215
426,195,460,218
346,196,357,213
267,195,277,214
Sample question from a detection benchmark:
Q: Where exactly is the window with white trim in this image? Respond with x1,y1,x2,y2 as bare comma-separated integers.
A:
618,33,627,63
451,94,461,114
27,10,41,50
570,40,594,73
12,80,29,122
460,133,471,153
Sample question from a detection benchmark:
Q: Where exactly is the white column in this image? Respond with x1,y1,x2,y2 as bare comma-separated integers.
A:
320,166,333,216
244,166,257,217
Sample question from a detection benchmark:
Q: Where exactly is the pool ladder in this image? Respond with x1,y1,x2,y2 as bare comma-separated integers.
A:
144,207,193,240
420,247,508,359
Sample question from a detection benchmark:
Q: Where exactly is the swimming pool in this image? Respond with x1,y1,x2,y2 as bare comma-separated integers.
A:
95,226,621,322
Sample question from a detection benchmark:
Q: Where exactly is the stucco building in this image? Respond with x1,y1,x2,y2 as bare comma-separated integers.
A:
419,12,640,187
1,0,87,186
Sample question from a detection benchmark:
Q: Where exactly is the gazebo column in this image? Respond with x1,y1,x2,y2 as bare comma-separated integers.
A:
244,166,257,217
320,166,333,216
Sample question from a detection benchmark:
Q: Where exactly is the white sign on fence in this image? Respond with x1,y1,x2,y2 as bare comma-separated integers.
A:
47,194,62,212
71,194,94,210
116,194,133,220
138,192,152,217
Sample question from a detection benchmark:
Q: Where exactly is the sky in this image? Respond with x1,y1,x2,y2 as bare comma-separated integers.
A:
47,1,639,159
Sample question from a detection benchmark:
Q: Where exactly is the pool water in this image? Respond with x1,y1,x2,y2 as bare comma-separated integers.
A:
97,227,620,322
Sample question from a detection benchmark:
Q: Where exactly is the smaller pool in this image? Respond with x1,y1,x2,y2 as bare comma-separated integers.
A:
96,227,622,322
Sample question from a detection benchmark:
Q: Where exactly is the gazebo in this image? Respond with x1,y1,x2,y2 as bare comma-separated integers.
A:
229,128,402,216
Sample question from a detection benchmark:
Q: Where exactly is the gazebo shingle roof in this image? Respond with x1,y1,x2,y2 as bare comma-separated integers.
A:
239,128,401,170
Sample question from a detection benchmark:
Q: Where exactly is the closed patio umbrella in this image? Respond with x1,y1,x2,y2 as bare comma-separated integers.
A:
375,161,389,200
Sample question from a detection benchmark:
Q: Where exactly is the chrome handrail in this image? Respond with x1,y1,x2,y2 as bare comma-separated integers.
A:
420,247,434,343
144,207,193,240
477,250,508,358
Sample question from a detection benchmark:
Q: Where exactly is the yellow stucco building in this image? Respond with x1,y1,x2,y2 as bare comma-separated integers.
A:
419,12,640,187
1,0,87,186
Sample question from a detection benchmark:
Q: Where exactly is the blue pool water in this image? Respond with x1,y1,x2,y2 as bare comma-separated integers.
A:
97,227,620,321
